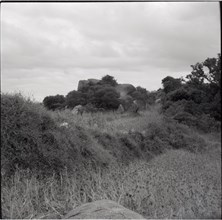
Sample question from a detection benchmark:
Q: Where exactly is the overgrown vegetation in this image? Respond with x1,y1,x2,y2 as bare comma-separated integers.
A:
1,92,209,179
1,54,221,219
42,75,152,111
1,91,221,218
161,54,221,132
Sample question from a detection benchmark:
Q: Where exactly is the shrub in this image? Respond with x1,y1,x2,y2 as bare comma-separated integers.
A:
162,76,182,94
1,93,63,176
65,90,86,108
0,93,209,179
100,75,118,87
167,88,190,102
93,86,120,110
142,118,206,154
1,93,113,177
43,94,65,110
162,54,221,124
172,111,221,133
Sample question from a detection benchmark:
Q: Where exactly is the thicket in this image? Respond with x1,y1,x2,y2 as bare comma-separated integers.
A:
42,75,120,110
1,94,110,177
2,56,221,219
1,93,207,179
161,54,221,132
42,75,151,111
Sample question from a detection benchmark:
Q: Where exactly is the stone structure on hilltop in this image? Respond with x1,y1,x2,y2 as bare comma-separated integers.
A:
115,84,136,97
118,95,134,111
77,78,145,113
72,105,84,115
64,200,145,219
77,78,100,91
117,103,125,114
128,100,139,114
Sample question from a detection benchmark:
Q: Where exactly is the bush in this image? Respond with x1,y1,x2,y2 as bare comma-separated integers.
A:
162,54,221,124
142,118,206,154
43,94,65,110
1,93,57,176
1,93,113,177
1,93,209,179
100,75,118,87
65,90,86,108
168,87,190,102
172,111,220,133
162,76,182,94
93,86,120,110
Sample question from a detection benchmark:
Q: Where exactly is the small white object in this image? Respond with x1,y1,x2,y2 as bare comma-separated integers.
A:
59,122,69,128
155,98,161,103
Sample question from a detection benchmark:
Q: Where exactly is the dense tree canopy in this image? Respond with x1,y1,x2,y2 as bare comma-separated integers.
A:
100,75,118,87
43,75,120,111
162,76,182,94
93,87,120,109
65,90,86,108
42,54,220,123
186,54,221,87
43,95,65,110
162,54,221,130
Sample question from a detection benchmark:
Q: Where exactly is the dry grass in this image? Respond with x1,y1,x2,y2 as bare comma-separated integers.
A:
2,142,221,219
51,104,162,135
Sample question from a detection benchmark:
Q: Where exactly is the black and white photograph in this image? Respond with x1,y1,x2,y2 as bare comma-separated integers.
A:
1,1,221,219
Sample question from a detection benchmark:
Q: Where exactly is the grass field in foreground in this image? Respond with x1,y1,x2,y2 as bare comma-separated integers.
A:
2,136,221,219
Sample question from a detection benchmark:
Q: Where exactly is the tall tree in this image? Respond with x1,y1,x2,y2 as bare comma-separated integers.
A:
100,75,118,87
162,76,182,94
186,54,221,87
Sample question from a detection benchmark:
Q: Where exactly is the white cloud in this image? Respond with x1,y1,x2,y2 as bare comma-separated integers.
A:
1,2,220,101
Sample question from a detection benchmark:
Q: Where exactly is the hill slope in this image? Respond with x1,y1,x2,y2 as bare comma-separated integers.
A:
1,93,221,219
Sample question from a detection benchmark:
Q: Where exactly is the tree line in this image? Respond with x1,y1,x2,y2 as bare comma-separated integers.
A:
43,53,221,128
161,54,221,130
43,75,151,111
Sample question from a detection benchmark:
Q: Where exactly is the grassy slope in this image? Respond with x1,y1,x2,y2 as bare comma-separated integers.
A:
1,94,221,219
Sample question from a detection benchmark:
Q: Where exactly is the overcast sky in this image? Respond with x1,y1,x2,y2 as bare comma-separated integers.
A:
1,2,220,102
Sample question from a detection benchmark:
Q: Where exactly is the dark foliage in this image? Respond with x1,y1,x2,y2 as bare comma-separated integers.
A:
146,89,163,105
162,54,221,131
2,93,208,179
43,95,65,110
43,75,121,111
131,87,148,100
42,75,153,112
100,75,118,87
167,87,190,102
162,76,183,94
65,90,87,108
93,86,120,110
1,94,112,177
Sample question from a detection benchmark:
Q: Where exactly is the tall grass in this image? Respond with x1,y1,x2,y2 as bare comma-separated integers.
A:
50,103,163,135
2,148,221,219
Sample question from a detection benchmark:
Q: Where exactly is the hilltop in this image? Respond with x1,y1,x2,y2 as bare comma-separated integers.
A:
43,75,161,112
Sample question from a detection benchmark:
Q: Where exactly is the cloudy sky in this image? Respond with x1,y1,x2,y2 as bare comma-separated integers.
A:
1,2,220,102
